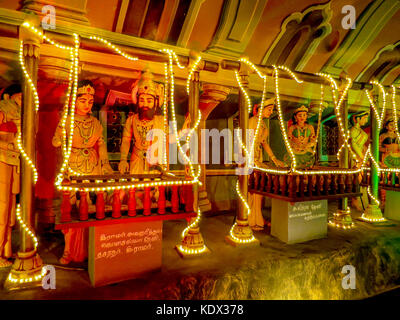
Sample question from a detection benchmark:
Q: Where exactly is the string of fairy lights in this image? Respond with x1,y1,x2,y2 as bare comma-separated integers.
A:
15,21,400,267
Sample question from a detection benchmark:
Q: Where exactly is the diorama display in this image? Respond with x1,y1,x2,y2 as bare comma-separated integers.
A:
0,0,399,301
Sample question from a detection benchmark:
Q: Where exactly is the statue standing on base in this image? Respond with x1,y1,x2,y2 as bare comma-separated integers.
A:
349,111,369,210
248,98,284,231
0,84,22,268
52,80,113,265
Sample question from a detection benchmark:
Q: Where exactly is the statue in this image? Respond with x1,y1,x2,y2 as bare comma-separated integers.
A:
0,84,22,268
248,98,284,231
284,105,317,169
52,80,113,265
349,110,369,210
379,117,400,168
350,111,369,165
118,69,189,174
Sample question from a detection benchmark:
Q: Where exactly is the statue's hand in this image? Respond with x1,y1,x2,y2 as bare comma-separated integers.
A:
273,158,285,168
102,163,114,174
118,160,129,174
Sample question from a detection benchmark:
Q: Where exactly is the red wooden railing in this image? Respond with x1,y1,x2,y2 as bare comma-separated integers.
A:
249,168,361,202
57,173,196,229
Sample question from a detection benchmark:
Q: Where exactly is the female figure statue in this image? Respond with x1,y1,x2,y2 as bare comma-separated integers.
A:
248,98,284,231
379,117,400,168
52,80,113,264
349,111,369,210
285,105,316,169
350,111,369,165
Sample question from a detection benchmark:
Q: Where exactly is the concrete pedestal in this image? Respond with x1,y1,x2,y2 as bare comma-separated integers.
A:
384,190,400,221
271,199,327,244
88,220,163,287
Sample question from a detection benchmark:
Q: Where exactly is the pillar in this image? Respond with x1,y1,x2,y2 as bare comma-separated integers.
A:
5,17,44,291
225,62,258,246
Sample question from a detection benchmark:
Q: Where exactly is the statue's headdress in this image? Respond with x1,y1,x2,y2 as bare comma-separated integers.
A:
131,69,164,106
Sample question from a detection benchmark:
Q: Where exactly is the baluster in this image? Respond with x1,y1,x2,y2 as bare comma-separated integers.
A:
184,185,194,213
280,175,287,196
331,174,338,195
307,175,313,196
273,174,280,194
79,190,88,221
354,173,359,192
158,186,166,214
316,174,321,196
260,173,266,190
112,189,121,218
254,171,260,190
299,175,305,197
96,191,105,220
128,188,136,217
143,187,152,216
60,189,71,223
345,174,352,193
324,174,330,195
248,172,255,189
171,185,179,213
266,173,272,193
288,175,296,199
338,174,345,194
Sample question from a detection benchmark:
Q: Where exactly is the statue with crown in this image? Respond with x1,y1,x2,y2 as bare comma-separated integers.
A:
119,69,190,175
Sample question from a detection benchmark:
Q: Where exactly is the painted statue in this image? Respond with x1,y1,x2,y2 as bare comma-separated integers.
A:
119,69,189,174
0,84,22,268
284,105,316,169
379,117,400,168
248,98,284,231
52,80,113,265
349,111,369,166
349,110,369,210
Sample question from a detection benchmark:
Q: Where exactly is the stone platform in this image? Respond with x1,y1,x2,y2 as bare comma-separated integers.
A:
1,202,400,300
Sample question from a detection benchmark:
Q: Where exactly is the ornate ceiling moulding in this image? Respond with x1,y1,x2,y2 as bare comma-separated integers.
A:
322,0,400,77
206,0,268,58
356,41,400,84
261,1,332,71
21,0,90,26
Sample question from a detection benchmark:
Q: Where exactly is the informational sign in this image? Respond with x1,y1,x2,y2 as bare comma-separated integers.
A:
272,199,327,244
88,220,163,287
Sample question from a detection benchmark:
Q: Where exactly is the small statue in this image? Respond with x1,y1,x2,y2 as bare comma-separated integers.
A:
379,117,400,168
248,98,284,231
119,69,189,174
0,84,22,268
52,80,113,265
350,111,369,166
284,105,316,169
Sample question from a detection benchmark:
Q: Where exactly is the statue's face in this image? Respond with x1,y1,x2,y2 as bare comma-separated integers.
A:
138,93,156,120
387,121,395,132
295,111,308,124
75,93,94,116
262,105,274,118
11,93,22,107
138,94,155,109
359,115,368,126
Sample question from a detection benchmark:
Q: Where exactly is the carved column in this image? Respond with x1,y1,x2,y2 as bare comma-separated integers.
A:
198,83,230,212
36,56,72,226
5,18,43,291
225,63,258,246
362,92,384,222
332,86,353,229
176,60,210,257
